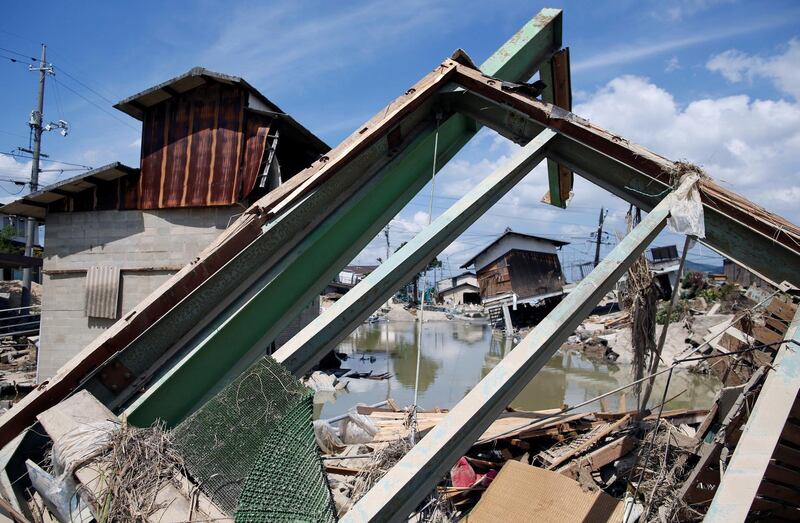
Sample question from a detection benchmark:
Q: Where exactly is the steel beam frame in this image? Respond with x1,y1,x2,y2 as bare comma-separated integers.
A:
120,11,564,426
273,129,556,376
342,179,684,522
705,305,800,522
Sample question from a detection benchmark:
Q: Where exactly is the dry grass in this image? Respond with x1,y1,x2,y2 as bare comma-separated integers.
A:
81,420,186,522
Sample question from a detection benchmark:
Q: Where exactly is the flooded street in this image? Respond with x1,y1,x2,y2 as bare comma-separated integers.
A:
315,320,721,419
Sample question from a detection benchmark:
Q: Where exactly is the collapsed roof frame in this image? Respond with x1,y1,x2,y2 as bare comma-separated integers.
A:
0,7,797,518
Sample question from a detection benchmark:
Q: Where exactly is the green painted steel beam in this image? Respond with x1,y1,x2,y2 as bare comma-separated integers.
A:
273,129,556,376
125,9,564,427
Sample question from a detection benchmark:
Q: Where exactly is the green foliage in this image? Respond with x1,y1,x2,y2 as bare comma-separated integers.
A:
0,226,23,255
656,299,686,325
681,271,707,298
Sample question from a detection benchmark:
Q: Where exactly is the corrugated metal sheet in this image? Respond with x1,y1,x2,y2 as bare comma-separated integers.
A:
85,266,121,319
139,83,253,209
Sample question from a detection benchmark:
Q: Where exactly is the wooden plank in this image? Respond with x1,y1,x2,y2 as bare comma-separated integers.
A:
546,415,630,470
780,420,800,447
766,298,797,323
774,443,800,469
751,497,800,520
763,462,800,488
757,480,800,505
557,435,637,478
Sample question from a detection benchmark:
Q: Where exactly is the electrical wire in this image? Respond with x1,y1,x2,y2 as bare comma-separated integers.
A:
51,76,138,131
0,151,92,170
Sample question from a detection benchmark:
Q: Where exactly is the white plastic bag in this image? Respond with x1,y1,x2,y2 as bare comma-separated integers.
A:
667,173,705,239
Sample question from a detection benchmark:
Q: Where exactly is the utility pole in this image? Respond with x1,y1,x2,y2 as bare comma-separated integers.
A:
593,206,607,268
384,225,390,262
22,45,50,307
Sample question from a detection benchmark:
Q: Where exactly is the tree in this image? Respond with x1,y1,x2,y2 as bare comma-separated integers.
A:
0,226,24,255
394,241,441,304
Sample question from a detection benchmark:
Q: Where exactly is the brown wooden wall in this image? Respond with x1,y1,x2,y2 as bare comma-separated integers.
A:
476,249,565,299
139,83,270,209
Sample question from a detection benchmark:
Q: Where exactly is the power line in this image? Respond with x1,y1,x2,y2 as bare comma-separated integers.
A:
0,152,92,170
0,46,37,61
51,76,138,131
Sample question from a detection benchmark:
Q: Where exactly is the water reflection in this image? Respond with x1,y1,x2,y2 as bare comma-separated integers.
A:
318,321,720,419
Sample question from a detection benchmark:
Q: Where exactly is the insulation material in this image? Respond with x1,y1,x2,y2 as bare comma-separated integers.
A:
84,266,120,319
172,357,334,522
464,460,623,523
667,173,705,239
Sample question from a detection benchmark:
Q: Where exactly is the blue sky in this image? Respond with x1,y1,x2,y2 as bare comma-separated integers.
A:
1,1,799,279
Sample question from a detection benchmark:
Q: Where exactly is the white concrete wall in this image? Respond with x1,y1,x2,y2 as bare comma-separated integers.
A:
474,236,558,272
38,207,318,380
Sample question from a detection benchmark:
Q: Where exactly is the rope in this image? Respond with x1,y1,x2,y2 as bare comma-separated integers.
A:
410,114,441,444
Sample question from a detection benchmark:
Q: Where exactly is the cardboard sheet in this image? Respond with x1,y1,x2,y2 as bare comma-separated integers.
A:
464,460,624,523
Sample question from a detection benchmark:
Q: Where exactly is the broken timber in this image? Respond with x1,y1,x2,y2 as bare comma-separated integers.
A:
705,303,800,521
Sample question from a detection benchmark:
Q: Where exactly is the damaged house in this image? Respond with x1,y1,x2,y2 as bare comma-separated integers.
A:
436,271,480,306
461,230,568,331
0,67,328,379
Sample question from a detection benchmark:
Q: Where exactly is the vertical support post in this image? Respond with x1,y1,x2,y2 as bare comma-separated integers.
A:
704,305,800,522
539,47,572,208
502,305,514,336
273,130,556,376
343,180,684,522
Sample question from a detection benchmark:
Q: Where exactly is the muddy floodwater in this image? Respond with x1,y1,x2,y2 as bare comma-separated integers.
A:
315,320,721,419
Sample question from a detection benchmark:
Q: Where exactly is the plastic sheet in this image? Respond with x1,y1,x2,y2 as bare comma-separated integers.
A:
667,173,705,239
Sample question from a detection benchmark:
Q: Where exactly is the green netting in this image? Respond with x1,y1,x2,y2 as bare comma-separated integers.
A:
172,357,335,522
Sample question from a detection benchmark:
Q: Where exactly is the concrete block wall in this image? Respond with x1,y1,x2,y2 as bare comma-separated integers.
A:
38,206,319,381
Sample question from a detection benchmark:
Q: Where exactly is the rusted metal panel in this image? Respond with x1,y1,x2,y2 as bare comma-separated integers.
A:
138,83,251,209
182,94,216,206
240,114,271,199
84,266,121,320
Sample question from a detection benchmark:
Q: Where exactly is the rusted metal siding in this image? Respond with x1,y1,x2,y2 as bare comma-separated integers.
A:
138,83,266,209
476,250,565,299
85,266,121,319
240,113,271,199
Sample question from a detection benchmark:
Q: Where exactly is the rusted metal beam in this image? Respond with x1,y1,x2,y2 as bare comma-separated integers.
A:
704,305,800,522
539,47,573,207
343,180,685,522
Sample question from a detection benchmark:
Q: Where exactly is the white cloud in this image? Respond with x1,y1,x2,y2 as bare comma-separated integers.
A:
665,56,681,72
661,0,734,21
574,74,800,222
707,39,800,100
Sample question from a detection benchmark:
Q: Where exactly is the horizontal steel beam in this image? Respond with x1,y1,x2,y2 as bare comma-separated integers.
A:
705,305,800,521
343,179,683,522
273,129,556,376
440,70,800,288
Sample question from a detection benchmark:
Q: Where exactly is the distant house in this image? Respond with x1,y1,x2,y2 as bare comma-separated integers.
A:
461,231,568,331
1,67,329,380
647,245,681,297
337,265,378,287
0,215,42,283
723,258,769,288
436,272,480,306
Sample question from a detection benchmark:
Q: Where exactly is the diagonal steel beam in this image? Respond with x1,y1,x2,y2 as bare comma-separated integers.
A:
704,305,800,522
343,180,688,522
117,11,565,428
273,129,556,376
